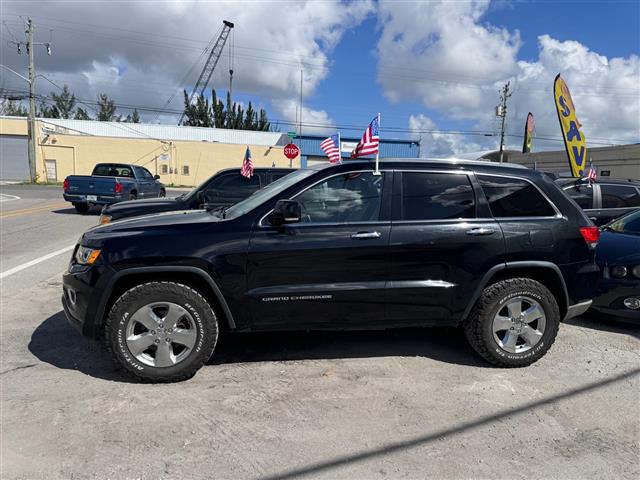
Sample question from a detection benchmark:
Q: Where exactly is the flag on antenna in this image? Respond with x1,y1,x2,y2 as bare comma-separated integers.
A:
320,134,341,163
241,146,254,178
351,116,380,158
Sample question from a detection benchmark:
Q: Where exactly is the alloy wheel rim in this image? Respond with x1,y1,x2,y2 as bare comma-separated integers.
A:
125,302,198,367
492,296,546,354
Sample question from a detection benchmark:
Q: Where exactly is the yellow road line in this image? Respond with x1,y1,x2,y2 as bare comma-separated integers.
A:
0,202,70,219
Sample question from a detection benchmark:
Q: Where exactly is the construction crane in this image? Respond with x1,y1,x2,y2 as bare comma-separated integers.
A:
178,20,234,125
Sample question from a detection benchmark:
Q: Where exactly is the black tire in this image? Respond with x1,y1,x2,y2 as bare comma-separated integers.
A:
73,203,89,214
159,189,166,198
129,193,137,201
104,281,218,382
463,278,560,367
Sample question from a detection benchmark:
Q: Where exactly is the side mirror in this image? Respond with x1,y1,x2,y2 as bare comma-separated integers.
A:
196,191,205,205
268,200,302,226
154,174,161,180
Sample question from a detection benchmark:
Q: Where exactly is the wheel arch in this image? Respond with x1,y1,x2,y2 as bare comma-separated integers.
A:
462,262,569,322
95,266,236,337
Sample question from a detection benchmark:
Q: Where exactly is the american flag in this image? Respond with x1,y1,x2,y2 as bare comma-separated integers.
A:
320,134,341,163
351,115,380,158
587,166,597,182
241,146,254,178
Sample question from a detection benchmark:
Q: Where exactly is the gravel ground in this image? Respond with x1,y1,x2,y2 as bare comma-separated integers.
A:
1,185,639,479
1,273,638,479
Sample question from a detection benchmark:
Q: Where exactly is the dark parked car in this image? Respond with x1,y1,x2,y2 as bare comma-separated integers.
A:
99,167,294,224
63,163,166,213
556,177,640,226
591,210,640,323
63,159,600,382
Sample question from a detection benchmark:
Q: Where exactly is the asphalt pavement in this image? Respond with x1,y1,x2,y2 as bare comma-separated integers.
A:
0,184,639,479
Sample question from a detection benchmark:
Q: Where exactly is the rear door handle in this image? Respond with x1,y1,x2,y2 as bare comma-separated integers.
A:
351,231,381,239
466,227,496,236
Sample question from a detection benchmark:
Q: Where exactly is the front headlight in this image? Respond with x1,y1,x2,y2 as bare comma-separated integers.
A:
75,246,101,265
99,214,111,225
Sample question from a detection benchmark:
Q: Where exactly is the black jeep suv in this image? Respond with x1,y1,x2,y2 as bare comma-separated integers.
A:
63,159,599,382
99,167,294,224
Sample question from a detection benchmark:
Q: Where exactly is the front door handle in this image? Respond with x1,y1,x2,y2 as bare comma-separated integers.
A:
351,231,381,239
466,227,495,236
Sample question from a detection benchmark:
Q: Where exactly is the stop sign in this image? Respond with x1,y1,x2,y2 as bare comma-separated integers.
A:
283,143,300,160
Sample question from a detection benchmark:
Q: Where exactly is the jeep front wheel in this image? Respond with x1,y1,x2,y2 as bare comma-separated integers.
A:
104,281,218,382
464,278,560,367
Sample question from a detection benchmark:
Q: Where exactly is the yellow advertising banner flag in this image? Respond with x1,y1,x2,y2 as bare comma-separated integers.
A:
554,74,587,177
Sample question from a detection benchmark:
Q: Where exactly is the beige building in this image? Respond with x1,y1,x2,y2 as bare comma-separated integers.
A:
480,144,640,180
0,116,295,186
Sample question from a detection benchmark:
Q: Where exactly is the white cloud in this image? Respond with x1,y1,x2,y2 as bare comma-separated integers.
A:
378,1,640,150
1,0,373,121
408,114,484,157
273,99,335,136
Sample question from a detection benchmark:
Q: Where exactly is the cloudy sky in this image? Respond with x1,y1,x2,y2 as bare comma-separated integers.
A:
1,0,638,156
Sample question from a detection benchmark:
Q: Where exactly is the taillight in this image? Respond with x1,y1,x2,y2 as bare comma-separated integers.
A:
63,178,69,192
579,226,600,248
114,181,123,194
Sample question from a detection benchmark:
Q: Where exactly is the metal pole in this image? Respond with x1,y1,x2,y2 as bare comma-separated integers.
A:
27,18,37,183
498,81,510,164
299,69,303,137
374,113,381,175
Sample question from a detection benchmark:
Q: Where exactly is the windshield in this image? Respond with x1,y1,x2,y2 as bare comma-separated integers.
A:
606,210,640,235
223,169,315,219
181,174,216,201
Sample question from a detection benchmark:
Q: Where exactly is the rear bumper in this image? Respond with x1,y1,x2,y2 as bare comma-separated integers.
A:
64,193,124,205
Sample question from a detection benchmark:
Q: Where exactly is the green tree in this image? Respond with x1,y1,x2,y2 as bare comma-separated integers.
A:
74,107,91,120
257,108,270,131
1,99,28,116
181,90,213,127
38,101,59,118
97,93,117,121
51,85,76,119
123,108,141,123
180,87,271,131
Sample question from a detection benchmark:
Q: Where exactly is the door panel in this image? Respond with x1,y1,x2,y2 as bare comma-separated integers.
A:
247,222,390,328
387,220,505,324
247,170,390,329
386,170,505,325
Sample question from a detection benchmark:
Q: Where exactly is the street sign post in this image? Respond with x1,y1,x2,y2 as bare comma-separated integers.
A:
283,143,300,167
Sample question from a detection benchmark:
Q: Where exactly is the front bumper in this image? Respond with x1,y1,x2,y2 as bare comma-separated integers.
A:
62,263,115,338
591,280,640,323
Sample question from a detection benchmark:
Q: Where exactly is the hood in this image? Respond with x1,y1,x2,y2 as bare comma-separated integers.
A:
103,196,180,212
595,230,640,265
83,209,218,244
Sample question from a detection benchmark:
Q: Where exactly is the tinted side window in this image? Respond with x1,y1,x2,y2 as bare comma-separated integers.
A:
400,172,475,220
294,172,383,223
563,185,593,209
204,174,261,204
478,175,555,218
600,185,640,208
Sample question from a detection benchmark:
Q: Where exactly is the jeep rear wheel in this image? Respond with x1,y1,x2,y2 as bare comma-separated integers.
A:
104,281,218,382
464,278,560,367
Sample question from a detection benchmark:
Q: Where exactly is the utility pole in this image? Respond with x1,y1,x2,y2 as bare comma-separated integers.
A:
496,81,512,163
299,69,303,138
7,18,52,183
27,19,37,183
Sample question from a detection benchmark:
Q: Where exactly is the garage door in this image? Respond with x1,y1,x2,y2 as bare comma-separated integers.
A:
0,135,29,181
